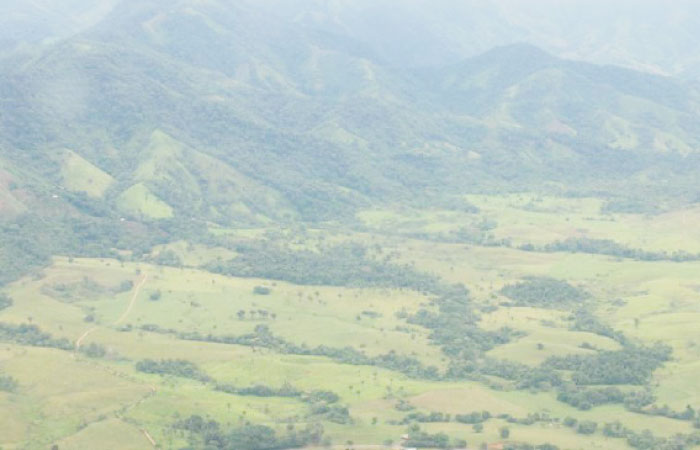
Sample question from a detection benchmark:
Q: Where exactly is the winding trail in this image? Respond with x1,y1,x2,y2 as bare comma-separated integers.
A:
75,273,148,349
115,273,148,325
74,326,98,350
72,273,154,446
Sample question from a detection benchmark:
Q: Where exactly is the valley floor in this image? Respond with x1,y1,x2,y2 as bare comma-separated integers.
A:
2,194,700,449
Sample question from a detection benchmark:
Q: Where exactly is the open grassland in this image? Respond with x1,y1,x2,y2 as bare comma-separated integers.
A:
2,194,700,449
59,150,115,198
358,194,700,253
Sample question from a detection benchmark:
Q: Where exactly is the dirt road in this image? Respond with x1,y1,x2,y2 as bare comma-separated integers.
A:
75,273,148,349
115,273,148,325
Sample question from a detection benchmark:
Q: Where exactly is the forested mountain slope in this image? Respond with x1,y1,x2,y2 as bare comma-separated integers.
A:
2,0,700,283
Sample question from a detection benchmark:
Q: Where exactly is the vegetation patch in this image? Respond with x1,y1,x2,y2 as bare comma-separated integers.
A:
174,415,326,450
501,277,588,308
522,237,700,262
0,323,72,350
135,359,210,382
0,293,12,311
0,374,18,392
205,242,440,292
544,343,672,385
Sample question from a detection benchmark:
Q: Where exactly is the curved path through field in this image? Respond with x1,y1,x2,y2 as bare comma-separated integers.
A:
115,273,148,325
75,273,148,349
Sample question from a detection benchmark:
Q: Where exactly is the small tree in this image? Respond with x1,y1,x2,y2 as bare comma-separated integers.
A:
253,286,271,295
500,426,510,439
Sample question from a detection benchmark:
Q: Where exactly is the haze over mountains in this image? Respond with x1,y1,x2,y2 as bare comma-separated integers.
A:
6,3,700,449
2,0,700,281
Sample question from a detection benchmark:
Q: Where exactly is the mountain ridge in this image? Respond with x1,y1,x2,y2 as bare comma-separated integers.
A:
2,1,700,283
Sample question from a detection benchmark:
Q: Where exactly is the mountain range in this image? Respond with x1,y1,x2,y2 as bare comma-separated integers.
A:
2,0,700,282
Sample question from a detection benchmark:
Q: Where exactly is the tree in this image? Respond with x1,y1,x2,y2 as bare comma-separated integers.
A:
500,426,510,438
253,286,271,295
473,423,483,433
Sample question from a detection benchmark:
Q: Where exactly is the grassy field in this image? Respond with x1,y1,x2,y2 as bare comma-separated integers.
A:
2,193,700,449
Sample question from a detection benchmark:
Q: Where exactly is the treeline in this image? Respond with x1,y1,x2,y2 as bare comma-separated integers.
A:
0,210,210,286
214,382,350,423
564,417,700,450
41,278,134,303
401,410,492,425
140,323,441,379
568,308,627,343
204,242,441,293
215,383,302,398
500,277,588,308
520,237,700,262
174,415,326,450
544,343,671,385
0,322,72,350
402,429,452,448
133,358,352,425
476,359,562,391
556,386,654,411
639,404,697,422
0,322,108,358
502,444,560,450
215,383,339,403
402,222,510,248
135,359,211,382
401,411,451,424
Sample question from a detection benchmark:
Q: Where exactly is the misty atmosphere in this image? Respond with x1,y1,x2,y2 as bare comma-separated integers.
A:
2,1,700,449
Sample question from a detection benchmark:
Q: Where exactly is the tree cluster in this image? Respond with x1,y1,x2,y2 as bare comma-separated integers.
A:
175,416,325,450
135,359,210,382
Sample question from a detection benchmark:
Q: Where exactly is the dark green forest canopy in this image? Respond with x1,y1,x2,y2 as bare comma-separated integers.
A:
500,277,588,308
204,242,441,291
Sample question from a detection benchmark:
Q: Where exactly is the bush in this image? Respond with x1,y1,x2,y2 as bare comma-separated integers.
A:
576,420,598,435
0,294,13,311
253,286,271,295
80,342,107,358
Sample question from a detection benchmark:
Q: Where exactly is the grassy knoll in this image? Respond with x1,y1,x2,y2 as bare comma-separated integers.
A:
116,183,173,219
59,150,114,198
